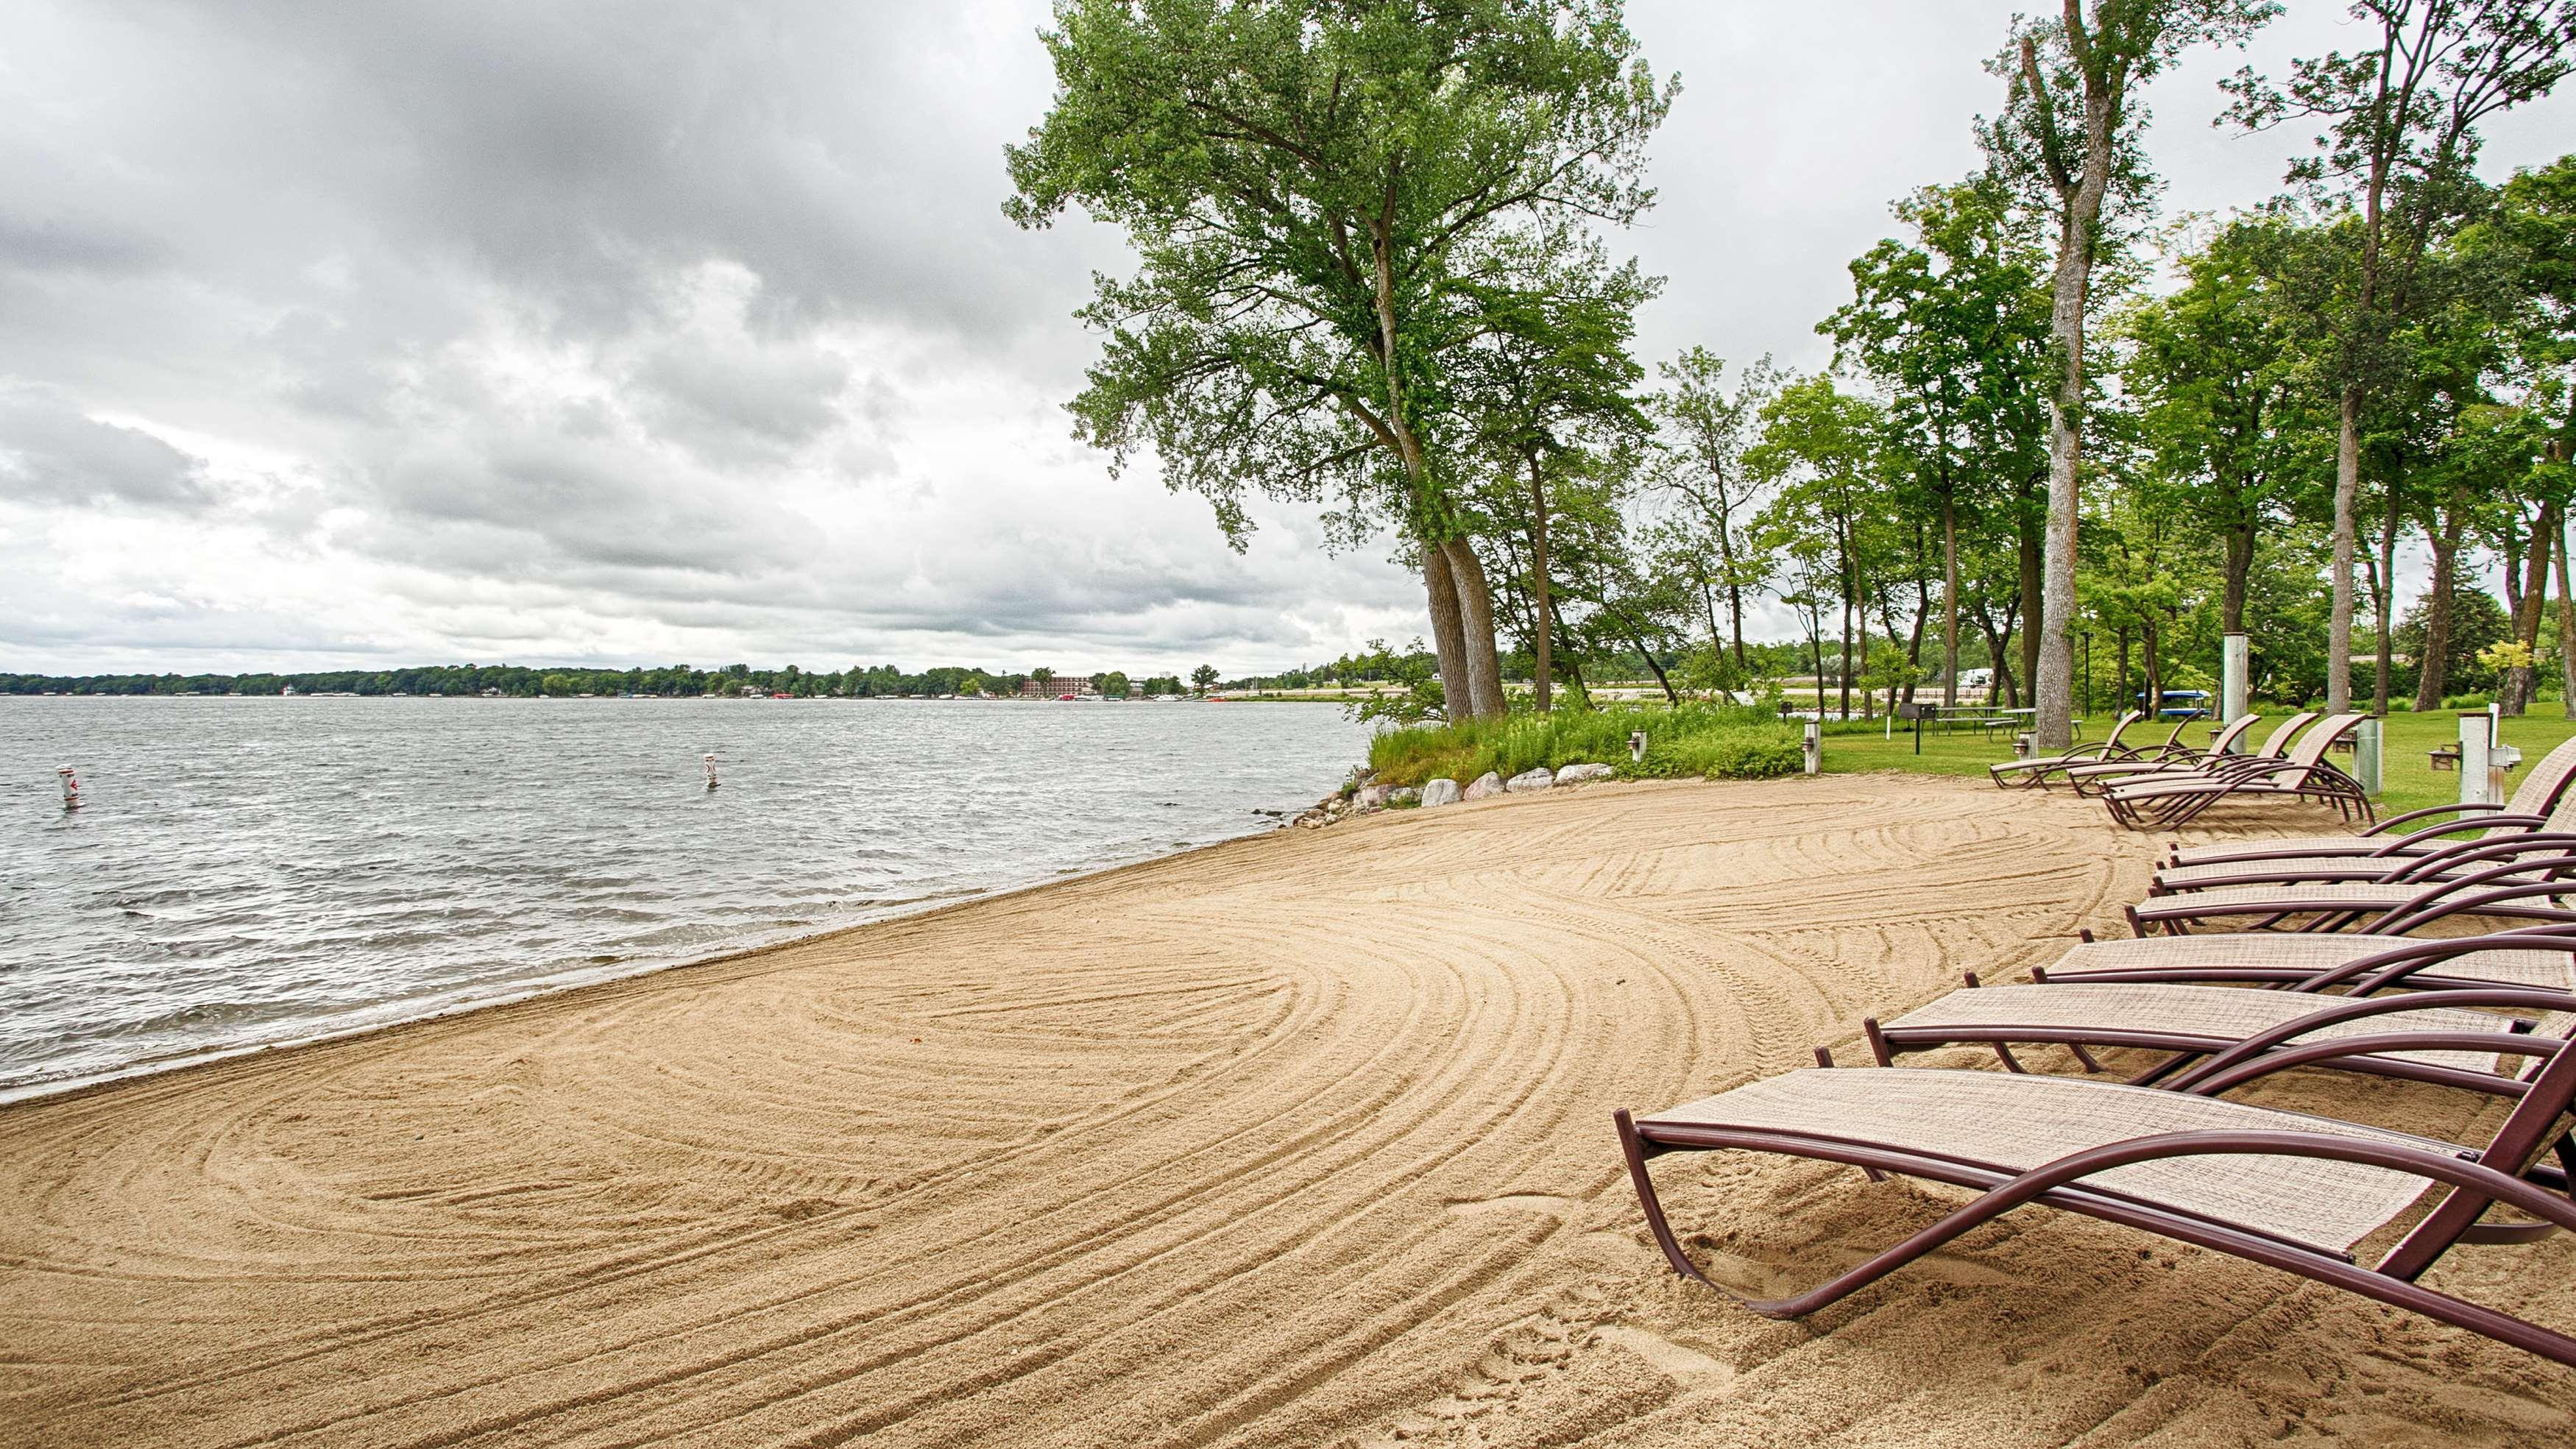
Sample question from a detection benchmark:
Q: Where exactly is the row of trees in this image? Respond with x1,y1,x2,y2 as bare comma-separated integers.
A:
1,662,1231,698
1016,0,2575,739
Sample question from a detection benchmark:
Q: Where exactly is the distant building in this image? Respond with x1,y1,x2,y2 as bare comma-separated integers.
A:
1018,676,1098,697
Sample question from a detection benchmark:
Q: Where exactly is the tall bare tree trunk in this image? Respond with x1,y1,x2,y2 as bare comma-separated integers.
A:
2027,40,2115,754
2558,515,2576,721
2017,516,2042,707
1525,458,1554,713
2374,489,2400,715
1441,537,1506,719
2328,392,2361,715
1941,494,1960,707
2221,522,2253,635
1423,544,1471,720
2506,500,2556,715
2413,522,2460,712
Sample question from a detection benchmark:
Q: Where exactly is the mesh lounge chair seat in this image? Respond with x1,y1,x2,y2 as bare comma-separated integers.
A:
2169,734,2576,870
2127,865,2576,936
1875,982,2555,1080
2038,932,2576,993
1638,1069,2455,1253
2156,815,2576,891
1615,1048,2576,1367
2159,852,2433,888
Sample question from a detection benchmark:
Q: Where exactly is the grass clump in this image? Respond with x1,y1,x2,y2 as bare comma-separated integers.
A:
1366,703,1804,787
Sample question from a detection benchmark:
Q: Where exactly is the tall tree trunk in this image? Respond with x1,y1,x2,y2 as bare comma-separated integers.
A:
1440,536,1506,719
1524,456,1554,714
2374,489,2400,715
2558,514,2576,721
2115,627,2131,718
2507,500,2557,716
2221,522,2253,635
2413,525,2460,713
1804,598,1826,713
1838,589,1853,720
1941,492,1960,707
1423,543,1471,720
2141,622,2161,721
1546,591,1591,708
2029,68,2112,754
2328,392,2361,715
2017,516,2042,706
1975,600,2019,708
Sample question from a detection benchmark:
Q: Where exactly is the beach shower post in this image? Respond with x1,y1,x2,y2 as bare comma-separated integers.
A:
1628,730,1646,765
702,753,719,790
1801,720,1820,775
57,765,81,809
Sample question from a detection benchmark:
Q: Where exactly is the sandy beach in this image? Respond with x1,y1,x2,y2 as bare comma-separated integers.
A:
4,773,2571,1447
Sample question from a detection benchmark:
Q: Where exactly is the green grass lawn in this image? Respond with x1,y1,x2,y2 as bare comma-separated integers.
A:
1821,706,2576,818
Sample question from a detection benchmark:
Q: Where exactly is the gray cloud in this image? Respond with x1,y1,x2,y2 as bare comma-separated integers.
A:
0,389,215,510
0,1,2566,674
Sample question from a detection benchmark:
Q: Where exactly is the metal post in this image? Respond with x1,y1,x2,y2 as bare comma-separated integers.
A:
2221,633,2248,751
1802,719,1821,776
57,765,81,811
2352,717,2382,797
2459,714,2491,808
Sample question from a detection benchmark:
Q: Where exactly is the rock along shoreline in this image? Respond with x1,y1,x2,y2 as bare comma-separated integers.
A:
1287,759,1620,830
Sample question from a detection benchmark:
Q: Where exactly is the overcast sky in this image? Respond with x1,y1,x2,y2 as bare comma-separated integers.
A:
2,1,2568,677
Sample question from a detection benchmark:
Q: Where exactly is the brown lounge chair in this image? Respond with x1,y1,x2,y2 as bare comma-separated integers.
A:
1614,1042,2576,1367
2155,796,2576,893
2103,713,2371,830
2165,733,2576,875
2033,927,2576,995
1864,974,2574,1102
2126,849,2576,937
2060,711,2278,796
1988,710,2148,790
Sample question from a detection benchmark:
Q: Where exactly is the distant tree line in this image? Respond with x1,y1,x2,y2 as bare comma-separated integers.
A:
0,662,1207,698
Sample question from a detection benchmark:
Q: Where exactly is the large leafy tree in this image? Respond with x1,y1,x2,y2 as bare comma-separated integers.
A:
2224,0,2575,715
1981,0,2277,750
1005,0,1671,719
1646,349,1783,673
2463,156,2576,712
2118,216,2309,639
1746,377,1892,720
1453,226,1655,710
1827,177,2056,705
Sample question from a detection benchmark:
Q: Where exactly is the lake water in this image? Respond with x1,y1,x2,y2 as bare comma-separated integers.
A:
0,696,1376,1099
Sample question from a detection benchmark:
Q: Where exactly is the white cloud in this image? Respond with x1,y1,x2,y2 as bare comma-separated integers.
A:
1,1,2565,673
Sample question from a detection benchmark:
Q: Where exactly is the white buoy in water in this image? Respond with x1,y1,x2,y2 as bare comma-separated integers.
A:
57,765,82,809
1627,730,1647,764
703,753,719,790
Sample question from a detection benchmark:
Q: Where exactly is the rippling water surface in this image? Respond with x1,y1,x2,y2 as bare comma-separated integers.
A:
0,696,1374,1098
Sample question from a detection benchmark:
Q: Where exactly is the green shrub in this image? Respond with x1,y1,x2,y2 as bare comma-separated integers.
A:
2441,692,2495,710
1366,701,1802,785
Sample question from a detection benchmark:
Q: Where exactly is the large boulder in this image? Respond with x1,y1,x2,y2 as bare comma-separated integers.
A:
1418,778,1462,808
1553,762,1616,784
1355,783,1395,809
1504,766,1554,793
1388,787,1420,805
1462,770,1506,801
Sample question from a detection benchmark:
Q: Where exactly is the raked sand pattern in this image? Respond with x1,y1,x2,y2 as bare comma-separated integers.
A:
3,775,2571,1446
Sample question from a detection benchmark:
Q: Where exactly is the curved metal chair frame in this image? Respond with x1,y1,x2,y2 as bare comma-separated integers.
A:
1615,1042,2576,1368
